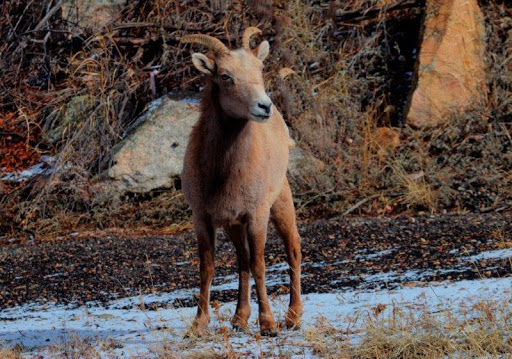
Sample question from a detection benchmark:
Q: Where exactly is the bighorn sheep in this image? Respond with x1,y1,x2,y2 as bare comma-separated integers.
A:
180,28,302,336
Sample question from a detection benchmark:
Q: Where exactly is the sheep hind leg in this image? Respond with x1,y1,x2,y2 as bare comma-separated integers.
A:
271,179,303,330
224,223,251,332
188,215,216,337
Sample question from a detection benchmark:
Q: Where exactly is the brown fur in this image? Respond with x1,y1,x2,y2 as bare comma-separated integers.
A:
181,36,302,336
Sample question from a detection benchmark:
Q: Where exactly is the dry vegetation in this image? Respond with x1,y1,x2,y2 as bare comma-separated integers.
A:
0,347,20,359
2,291,510,358
305,298,512,358
0,0,511,237
140,288,512,358
1,3,510,357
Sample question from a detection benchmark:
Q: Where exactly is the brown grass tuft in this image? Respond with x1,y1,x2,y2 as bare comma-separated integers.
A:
304,294,512,359
0,347,21,359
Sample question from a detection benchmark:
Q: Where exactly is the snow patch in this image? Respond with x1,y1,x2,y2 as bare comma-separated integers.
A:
1,277,510,358
179,97,200,106
1,156,54,182
355,249,396,261
463,248,512,262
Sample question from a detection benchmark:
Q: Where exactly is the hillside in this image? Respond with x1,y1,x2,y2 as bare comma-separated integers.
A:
0,0,510,237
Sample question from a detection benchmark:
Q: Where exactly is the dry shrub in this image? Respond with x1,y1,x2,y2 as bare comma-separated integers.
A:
273,0,511,217
0,0,510,235
1,0,244,233
270,0,427,216
46,333,101,358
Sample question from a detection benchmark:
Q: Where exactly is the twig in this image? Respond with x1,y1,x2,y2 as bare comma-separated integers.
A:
34,0,65,32
479,205,509,214
10,0,36,40
112,37,150,46
113,22,215,32
343,193,382,215
335,0,424,24
0,225,36,241
296,191,342,212
0,131,25,140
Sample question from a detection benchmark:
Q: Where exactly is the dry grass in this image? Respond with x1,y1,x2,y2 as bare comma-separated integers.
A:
277,0,511,218
0,347,20,359
46,333,101,358
304,297,512,358
1,0,511,236
390,161,438,210
304,252,512,358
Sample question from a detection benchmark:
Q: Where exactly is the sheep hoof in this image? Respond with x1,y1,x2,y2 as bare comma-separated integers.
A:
285,308,302,330
260,327,278,337
231,321,249,333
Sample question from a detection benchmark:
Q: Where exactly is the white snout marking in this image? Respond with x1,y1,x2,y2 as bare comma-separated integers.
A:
250,94,273,122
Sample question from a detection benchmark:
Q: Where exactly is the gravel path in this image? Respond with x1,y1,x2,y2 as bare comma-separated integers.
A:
0,213,510,309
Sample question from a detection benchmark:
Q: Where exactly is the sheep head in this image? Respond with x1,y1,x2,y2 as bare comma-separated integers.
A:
181,28,273,123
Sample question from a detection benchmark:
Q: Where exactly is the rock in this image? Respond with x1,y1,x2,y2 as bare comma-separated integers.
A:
108,97,199,193
288,147,327,190
48,95,95,143
405,0,486,128
62,0,126,32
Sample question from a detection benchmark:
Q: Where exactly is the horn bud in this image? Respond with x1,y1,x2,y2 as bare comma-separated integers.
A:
242,27,262,50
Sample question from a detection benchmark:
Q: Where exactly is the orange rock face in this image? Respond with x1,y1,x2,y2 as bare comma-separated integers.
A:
405,0,486,128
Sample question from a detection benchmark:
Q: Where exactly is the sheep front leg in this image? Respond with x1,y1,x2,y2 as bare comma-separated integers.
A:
247,208,277,336
189,214,216,337
224,224,251,332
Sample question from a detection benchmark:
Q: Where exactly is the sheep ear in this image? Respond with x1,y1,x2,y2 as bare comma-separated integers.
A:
191,53,215,75
254,40,269,61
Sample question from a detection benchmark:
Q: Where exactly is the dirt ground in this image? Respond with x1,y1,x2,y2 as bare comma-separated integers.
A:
0,213,510,310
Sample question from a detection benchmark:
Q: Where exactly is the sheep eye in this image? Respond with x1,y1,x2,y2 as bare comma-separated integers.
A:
220,74,232,82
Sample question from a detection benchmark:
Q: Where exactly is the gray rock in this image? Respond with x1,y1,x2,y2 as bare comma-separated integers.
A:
62,0,126,32
288,147,326,184
108,97,199,192
48,95,95,143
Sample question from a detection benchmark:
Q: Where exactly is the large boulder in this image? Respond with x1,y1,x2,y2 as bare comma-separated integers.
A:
108,97,199,192
108,96,310,193
405,0,486,128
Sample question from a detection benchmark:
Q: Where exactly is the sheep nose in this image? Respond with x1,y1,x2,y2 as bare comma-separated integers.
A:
257,101,272,114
